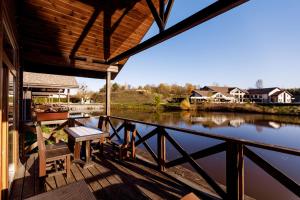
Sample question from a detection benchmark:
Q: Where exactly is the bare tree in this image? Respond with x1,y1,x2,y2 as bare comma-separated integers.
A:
76,83,89,103
256,79,263,89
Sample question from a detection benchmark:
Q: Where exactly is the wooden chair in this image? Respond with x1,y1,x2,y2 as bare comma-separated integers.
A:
36,124,71,178
89,116,110,155
111,122,136,160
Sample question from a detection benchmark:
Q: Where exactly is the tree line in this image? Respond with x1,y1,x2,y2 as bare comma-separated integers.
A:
73,83,198,103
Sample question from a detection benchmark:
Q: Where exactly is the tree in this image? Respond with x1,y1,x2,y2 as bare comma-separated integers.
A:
153,95,161,108
99,84,106,93
157,83,170,95
112,82,120,92
76,84,89,102
185,83,195,94
256,79,263,89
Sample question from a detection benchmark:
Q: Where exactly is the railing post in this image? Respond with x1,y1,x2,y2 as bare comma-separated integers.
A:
157,127,166,171
226,142,244,200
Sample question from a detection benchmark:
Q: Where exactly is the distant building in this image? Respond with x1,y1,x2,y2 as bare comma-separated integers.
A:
23,72,79,120
246,87,293,103
190,86,247,103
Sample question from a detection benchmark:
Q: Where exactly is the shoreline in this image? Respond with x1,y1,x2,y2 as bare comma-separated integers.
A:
108,102,300,116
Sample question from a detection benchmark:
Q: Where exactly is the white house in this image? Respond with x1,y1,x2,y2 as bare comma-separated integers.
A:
270,90,293,103
246,87,293,103
190,86,247,103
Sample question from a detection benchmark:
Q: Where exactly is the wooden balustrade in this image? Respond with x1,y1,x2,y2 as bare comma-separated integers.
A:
23,115,300,199
104,115,300,200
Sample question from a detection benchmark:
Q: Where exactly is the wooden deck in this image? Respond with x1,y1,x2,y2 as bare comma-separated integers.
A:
10,150,196,200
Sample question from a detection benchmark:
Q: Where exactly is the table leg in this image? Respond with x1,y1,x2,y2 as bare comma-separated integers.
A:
83,140,94,169
100,136,105,156
73,142,81,164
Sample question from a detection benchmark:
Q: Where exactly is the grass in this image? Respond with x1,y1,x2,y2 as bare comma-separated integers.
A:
98,90,300,116
195,103,300,116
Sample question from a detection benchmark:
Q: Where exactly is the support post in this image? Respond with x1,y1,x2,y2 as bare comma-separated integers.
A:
105,71,111,116
67,89,70,107
67,89,70,117
58,90,61,104
226,142,244,200
105,71,111,133
157,127,166,171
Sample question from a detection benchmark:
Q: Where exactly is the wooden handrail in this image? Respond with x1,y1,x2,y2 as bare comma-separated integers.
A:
105,115,300,199
107,115,300,156
25,115,300,199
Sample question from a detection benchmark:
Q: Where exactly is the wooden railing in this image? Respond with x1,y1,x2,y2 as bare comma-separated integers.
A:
23,115,300,199
104,115,300,200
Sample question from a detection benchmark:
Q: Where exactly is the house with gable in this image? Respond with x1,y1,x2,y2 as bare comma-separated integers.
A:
190,86,248,103
247,87,293,103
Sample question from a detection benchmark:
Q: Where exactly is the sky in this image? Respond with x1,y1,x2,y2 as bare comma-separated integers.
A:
76,0,300,92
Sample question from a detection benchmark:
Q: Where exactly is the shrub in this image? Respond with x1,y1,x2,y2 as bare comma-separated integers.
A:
180,98,191,110
153,95,161,108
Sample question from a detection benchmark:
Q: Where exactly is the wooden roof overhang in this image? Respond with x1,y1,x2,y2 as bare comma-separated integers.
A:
18,0,248,79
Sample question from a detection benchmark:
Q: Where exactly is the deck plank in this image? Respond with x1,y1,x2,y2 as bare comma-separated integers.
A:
103,158,167,200
34,154,44,195
95,157,152,200
54,174,67,188
70,164,85,181
22,155,36,199
10,158,27,200
86,166,105,199
12,146,219,200
93,159,135,200
45,176,57,192
76,166,93,191
64,166,76,184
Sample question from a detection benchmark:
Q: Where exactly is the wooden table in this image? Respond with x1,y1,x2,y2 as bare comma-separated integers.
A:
64,126,104,168
25,180,96,200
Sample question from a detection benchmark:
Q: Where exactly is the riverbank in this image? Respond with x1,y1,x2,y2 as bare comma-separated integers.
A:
97,90,300,116
109,102,300,116
194,103,300,116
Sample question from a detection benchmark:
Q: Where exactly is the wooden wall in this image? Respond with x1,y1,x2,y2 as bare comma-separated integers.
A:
0,0,20,199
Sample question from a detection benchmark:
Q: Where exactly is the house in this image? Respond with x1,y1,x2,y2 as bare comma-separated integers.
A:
23,72,78,98
247,87,293,103
22,72,79,120
190,86,247,103
270,90,293,103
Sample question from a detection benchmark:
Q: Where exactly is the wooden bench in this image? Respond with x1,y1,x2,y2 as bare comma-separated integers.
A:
36,123,71,177
25,180,96,200
111,122,136,160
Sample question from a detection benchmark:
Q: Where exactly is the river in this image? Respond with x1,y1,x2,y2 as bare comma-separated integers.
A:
82,110,300,200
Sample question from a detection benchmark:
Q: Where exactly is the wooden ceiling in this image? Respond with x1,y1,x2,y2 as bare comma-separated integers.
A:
19,0,160,79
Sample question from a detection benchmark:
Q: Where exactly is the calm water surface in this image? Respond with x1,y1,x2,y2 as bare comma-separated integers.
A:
83,110,300,200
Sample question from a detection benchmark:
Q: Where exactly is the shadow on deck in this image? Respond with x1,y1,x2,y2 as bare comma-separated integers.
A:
10,147,197,200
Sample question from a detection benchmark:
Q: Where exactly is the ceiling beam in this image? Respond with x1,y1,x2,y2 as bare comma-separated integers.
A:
107,0,249,65
164,0,174,24
159,0,165,24
146,0,165,32
23,61,108,79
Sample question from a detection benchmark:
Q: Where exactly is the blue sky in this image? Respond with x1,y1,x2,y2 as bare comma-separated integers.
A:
77,0,300,92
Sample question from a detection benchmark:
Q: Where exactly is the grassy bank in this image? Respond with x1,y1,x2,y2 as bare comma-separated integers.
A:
98,90,300,116
194,103,300,116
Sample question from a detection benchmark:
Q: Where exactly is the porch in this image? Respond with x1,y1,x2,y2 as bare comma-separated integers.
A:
11,151,192,200
2,0,300,199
